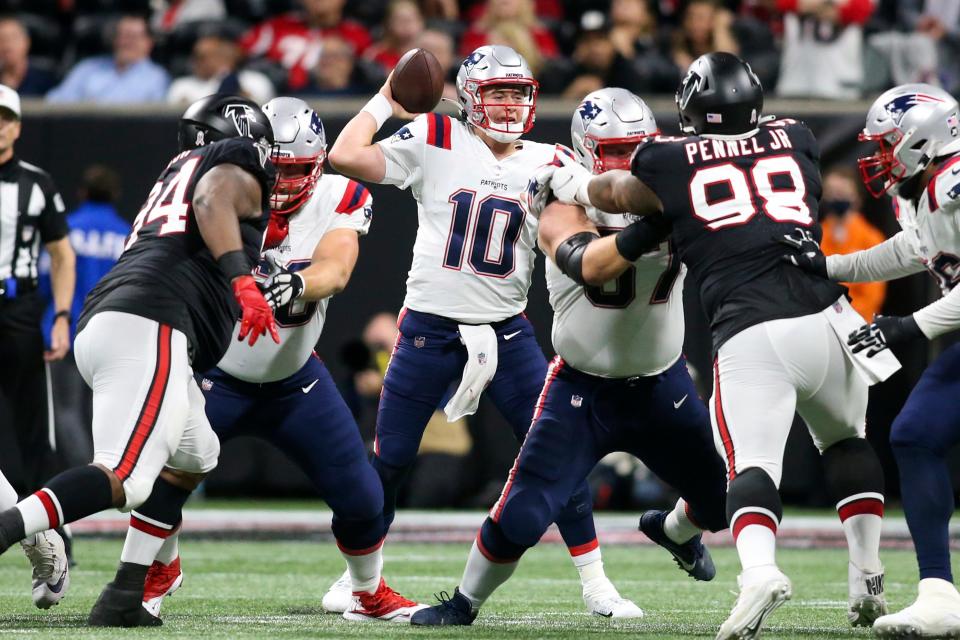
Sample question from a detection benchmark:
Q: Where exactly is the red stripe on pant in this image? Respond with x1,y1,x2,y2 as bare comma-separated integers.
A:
568,538,599,557
130,515,175,539
337,536,385,556
476,533,518,564
713,358,736,480
114,324,173,482
838,498,884,521
732,512,778,540
491,356,564,523
35,489,60,529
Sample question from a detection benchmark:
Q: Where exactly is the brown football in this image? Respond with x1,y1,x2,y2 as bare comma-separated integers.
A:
390,48,445,114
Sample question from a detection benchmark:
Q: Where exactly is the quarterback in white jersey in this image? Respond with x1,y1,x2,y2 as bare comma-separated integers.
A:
786,83,960,639
108,98,426,625
329,46,638,618
411,88,729,627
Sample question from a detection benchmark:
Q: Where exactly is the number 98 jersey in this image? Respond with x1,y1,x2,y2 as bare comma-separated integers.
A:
630,120,845,352
378,114,569,323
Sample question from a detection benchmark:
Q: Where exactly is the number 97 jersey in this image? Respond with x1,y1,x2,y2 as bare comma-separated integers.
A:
630,120,845,352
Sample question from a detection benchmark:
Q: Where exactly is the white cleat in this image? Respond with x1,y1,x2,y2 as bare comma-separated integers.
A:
847,562,887,627
582,577,644,619
21,530,70,609
873,578,960,639
716,568,792,640
322,569,354,614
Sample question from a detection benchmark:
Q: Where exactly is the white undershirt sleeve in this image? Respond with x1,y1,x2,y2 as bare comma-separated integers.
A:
914,284,960,339
825,231,925,282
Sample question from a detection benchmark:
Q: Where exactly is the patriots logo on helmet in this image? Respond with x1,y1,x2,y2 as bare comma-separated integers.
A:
389,126,414,143
224,103,257,138
578,101,602,129
463,52,486,70
309,111,324,135
884,93,945,126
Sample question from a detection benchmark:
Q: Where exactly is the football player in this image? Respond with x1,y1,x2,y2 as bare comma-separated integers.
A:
785,83,960,638
409,88,729,626
326,45,640,617
543,53,894,639
0,94,279,626
98,98,425,625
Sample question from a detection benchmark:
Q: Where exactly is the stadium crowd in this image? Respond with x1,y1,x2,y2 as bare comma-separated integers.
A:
0,0,957,104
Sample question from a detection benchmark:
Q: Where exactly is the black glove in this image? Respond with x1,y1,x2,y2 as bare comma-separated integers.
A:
848,314,924,358
777,227,828,279
261,271,305,309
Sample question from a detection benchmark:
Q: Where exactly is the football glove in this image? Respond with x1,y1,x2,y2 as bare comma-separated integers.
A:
233,275,280,346
549,154,594,207
261,271,305,310
524,162,559,219
777,227,828,279
848,314,923,358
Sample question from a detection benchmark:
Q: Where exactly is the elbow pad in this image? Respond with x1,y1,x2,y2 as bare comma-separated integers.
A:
615,216,671,262
555,231,600,285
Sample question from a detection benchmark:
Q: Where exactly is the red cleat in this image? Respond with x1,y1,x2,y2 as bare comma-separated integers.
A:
142,557,183,617
342,578,426,623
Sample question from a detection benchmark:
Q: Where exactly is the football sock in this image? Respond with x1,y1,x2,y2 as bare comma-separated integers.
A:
572,547,605,584
156,528,181,566
664,498,702,544
120,478,191,568
727,467,782,574
823,438,885,574
460,539,518,611
892,441,953,582
339,540,384,594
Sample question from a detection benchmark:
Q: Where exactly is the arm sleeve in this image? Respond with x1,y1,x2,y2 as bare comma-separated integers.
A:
914,284,960,339
825,231,925,282
38,174,68,243
376,115,429,190
330,179,373,236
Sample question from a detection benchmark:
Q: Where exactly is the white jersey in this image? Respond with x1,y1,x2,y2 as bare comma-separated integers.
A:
546,208,687,378
218,175,372,383
378,114,568,323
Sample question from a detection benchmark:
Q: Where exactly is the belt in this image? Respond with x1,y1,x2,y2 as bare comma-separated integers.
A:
0,277,38,298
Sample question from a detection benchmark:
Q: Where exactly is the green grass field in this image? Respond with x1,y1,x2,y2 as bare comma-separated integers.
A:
0,537,923,639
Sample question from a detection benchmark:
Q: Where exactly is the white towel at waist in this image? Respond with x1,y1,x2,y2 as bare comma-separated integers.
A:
444,323,499,421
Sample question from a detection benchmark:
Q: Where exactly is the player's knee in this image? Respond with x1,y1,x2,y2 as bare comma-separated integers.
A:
118,473,155,512
890,411,936,452
92,462,127,509
160,467,207,492
370,454,413,492
821,437,884,502
332,512,386,551
327,467,384,522
480,517,529,562
496,490,553,549
726,467,782,524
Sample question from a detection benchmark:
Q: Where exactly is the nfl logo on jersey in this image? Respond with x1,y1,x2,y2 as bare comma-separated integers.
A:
201,378,213,391
478,352,487,366
414,336,426,348
571,395,583,408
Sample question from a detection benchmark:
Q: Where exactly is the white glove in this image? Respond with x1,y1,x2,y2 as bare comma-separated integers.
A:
550,153,593,207
261,271,305,309
524,162,558,219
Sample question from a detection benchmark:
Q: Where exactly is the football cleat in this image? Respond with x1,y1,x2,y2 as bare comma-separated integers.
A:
322,568,353,614
342,578,427,623
873,578,960,639
142,557,183,617
639,509,716,581
410,588,478,626
88,583,162,627
582,578,644,619
21,530,70,609
716,568,792,640
847,562,887,627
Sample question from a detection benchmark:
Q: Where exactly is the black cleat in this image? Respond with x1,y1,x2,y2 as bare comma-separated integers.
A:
410,588,478,626
639,510,716,581
88,583,162,627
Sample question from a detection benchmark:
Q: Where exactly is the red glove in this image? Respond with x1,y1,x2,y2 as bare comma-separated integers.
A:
232,275,280,346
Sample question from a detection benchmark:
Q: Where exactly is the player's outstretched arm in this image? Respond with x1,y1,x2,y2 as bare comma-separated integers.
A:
825,231,926,283
328,75,409,184
587,170,663,215
262,228,361,309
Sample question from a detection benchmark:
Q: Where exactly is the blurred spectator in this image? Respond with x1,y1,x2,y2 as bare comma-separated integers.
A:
463,0,563,23
150,0,226,33
47,15,169,103
421,0,459,21
891,1,960,92
819,166,887,321
363,0,425,71
539,11,663,97
608,0,679,93
0,17,56,97
167,34,275,106
671,0,740,72
459,0,559,74
241,0,372,92
775,0,875,99
298,35,380,96
416,28,458,100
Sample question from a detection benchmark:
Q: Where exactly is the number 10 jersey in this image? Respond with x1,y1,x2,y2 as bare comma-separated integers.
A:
378,114,567,323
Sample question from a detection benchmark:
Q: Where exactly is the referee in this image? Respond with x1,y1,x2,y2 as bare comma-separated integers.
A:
0,84,75,495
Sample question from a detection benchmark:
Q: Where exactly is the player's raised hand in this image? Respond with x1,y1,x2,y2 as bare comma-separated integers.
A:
525,162,559,219
848,314,923,357
549,153,593,207
233,275,281,346
378,71,419,120
777,227,828,279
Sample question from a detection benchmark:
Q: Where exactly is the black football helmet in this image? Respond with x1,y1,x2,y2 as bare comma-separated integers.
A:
178,94,275,151
676,52,763,136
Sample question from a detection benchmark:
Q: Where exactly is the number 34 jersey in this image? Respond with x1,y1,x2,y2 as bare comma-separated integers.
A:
378,114,568,323
218,175,373,383
546,207,686,378
630,120,845,352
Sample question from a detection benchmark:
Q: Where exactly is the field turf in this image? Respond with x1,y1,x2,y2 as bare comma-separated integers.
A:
0,537,921,639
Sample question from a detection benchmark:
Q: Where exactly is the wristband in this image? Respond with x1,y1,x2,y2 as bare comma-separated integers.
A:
54,309,71,323
362,93,394,131
218,250,252,281
575,177,593,208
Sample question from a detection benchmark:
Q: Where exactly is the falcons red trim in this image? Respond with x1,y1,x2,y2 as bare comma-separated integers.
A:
838,497,884,522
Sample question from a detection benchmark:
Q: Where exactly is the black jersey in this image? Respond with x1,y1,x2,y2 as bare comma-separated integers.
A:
630,119,845,352
78,138,276,371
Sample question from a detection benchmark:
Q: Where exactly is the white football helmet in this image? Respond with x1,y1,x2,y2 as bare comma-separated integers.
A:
859,83,960,197
456,45,538,143
570,88,658,174
262,97,327,214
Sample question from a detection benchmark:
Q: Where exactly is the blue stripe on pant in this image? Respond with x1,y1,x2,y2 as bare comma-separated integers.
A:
374,309,597,549
481,356,728,561
889,342,960,582
200,357,385,551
